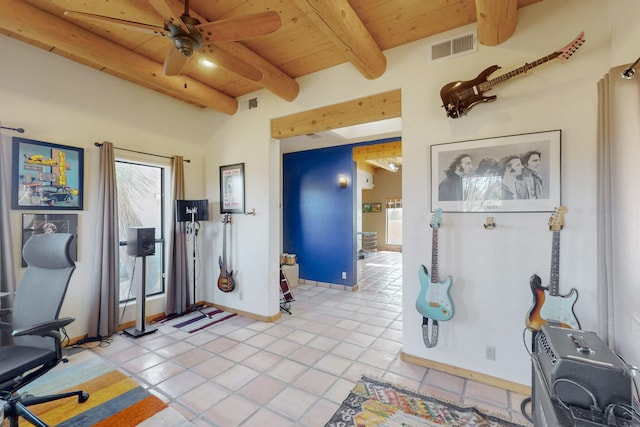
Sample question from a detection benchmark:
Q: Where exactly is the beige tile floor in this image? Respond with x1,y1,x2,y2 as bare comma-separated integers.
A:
89,251,532,426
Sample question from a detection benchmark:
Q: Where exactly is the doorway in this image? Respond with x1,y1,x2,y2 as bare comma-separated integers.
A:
273,90,402,288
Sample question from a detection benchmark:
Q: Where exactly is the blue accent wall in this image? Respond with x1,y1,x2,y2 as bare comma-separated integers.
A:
283,145,357,286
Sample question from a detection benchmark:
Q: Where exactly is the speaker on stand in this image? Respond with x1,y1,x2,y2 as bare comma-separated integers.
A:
176,200,209,312
124,227,158,338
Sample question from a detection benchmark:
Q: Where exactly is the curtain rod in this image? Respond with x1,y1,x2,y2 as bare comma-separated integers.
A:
621,55,640,79
94,142,190,163
0,125,25,133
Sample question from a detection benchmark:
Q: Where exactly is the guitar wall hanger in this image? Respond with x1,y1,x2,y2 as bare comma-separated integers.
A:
483,217,496,230
440,31,585,119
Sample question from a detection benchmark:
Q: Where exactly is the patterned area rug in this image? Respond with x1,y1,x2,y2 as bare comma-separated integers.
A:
325,376,530,427
158,307,237,333
11,350,192,426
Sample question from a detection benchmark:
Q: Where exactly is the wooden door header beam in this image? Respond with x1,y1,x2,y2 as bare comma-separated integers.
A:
271,89,401,140
352,141,401,162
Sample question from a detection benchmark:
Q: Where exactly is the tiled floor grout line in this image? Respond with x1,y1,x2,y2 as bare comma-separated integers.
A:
87,251,530,426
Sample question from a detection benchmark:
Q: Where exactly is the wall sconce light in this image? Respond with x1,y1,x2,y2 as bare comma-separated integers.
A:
339,174,348,188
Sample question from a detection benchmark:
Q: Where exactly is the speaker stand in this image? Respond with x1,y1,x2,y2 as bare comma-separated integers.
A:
124,255,157,338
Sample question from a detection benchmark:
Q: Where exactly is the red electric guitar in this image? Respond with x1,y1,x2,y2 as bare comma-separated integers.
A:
526,206,580,331
440,32,585,118
217,213,236,292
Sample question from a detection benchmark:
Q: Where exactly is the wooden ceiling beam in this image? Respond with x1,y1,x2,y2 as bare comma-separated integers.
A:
475,0,518,46
0,0,238,114
271,89,401,140
294,0,386,80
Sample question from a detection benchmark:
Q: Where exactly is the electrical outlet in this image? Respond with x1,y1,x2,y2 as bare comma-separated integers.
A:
486,345,496,360
341,272,347,279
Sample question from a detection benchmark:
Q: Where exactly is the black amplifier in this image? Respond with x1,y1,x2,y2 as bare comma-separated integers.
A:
535,325,632,410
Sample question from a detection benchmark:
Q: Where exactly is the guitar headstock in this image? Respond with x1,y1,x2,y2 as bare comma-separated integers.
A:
549,206,567,231
430,208,443,229
556,31,585,60
222,213,232,224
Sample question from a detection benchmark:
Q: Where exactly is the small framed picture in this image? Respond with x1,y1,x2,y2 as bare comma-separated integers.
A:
220,163,245,214
12,137,84,210
431,130,561,212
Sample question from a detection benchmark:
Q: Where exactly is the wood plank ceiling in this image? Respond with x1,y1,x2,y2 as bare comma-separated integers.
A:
0,0,541,115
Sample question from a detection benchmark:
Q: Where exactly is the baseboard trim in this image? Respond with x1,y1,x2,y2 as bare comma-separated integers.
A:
400,351,531,396
201,302,281,323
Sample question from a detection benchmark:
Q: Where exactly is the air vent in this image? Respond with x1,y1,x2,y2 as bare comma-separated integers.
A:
430,32,477,61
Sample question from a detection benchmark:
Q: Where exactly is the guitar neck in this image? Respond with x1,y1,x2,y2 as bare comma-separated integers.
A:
431,228,439,283
221,216,228,269
480,52,560,92
549,230,561,296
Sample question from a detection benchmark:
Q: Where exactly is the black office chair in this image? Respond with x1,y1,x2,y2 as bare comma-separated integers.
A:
0,233,89,427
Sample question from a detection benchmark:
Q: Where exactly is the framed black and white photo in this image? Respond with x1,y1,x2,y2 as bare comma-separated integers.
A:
431,130,561,212
12,137,84,210
21,213,78,266
220,163,245,214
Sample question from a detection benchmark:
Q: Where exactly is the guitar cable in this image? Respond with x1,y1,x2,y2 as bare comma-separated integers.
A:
519,326,537,423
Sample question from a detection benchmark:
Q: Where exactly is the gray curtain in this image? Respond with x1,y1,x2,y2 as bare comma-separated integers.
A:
596,65,640,361
165,155,189,315
89,141,120,338
0,128,16,345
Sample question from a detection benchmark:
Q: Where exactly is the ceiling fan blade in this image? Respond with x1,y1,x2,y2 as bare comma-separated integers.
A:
199,46,263,81
148,0,189,32
163,46,191,76
64,10,167,36
196,11,281,43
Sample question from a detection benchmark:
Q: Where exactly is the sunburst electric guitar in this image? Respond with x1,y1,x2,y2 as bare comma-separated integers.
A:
526,206,580,330
416,209,454,321
440,31,585,118
217,213,236,292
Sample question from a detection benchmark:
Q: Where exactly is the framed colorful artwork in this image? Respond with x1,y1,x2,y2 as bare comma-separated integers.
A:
12,137,84,210
220,163,245,214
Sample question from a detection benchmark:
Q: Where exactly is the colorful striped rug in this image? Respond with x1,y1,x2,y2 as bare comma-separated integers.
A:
159,307,237,333
13,350,193,426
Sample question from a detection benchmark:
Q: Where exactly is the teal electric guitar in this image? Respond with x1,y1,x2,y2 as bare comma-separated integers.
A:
416,209,454,321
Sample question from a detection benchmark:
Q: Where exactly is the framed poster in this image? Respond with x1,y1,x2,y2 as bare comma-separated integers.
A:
220,163,245,214
431,130,561,212
21,213,78,267
12,137,84,210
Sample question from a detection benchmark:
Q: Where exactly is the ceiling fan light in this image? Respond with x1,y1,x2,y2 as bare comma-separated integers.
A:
199,58,216,68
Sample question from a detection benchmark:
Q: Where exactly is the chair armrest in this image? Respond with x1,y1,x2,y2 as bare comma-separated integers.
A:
12,317,75,338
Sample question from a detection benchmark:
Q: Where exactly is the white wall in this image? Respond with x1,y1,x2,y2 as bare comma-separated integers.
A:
0,37,213,339
1,0,636,387
202,0,617,387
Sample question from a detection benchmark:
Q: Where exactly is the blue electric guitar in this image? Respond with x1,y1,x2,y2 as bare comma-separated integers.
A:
526,206,580,330
416,209,454,321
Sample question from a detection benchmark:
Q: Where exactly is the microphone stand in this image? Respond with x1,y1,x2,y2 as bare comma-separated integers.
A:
187,210,210,317
188,211,199,312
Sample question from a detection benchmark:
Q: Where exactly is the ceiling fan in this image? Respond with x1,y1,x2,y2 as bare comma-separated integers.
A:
64,0,281,80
